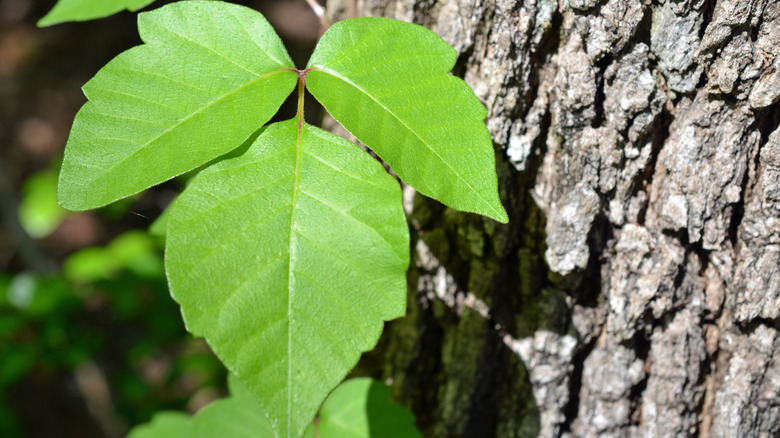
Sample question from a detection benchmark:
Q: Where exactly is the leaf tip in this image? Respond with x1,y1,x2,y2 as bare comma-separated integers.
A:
55,187,83,212
55,196,85,212
36,17,55,27
36,10,65,27
493,208,509,224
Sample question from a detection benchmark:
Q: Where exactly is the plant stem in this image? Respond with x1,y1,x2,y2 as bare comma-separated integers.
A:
297,71,306,129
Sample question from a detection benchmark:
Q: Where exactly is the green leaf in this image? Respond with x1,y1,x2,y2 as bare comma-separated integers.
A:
148,205,170,238
57,1,297,211
313,378,422,438
18,169,68,238
166,119,410,438
107,231,164,278
38,0,155,27
192,392,274,438
126,412,190,438
126,376,275,438
64,247,121,283
306,18,508,223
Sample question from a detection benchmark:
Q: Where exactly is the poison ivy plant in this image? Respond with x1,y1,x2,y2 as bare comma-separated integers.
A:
306,20,506,221
166,118,410,437
56,2,297,210
56,1,506,437
303,378,423,438
39,0,156,26
127,412,190,438
127,377,420,438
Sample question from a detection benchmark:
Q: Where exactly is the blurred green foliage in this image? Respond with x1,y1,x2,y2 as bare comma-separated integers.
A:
18,168,68,239
3,171,224,437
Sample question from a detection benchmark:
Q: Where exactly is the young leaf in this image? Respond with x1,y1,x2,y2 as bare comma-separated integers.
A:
57,1,297,210
125,377,274,438
310,378,423,438
125,412,190,438
38,0,155,27
306,18,508,223
191,378,275,438
166,119,410,438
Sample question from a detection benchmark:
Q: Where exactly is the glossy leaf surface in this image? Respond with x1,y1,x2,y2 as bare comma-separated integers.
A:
38,0,155,26
57,1,297,210
166,120,410,437
306,18,507,223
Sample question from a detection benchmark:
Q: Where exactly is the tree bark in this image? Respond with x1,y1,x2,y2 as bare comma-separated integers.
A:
326,0,780,437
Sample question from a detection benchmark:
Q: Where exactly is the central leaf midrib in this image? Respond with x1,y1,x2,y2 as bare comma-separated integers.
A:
287,121,304,437
86,69,293,189
313,67,499,217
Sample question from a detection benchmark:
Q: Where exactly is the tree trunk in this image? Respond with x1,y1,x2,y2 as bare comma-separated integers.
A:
325,0,780,437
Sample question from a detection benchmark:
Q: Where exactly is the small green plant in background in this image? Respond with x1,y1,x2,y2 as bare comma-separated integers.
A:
128,376,422,438
46,0,507,436
0,228,223,436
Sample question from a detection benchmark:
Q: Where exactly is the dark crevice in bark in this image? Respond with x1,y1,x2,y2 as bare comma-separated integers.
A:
634,1,654,47
463,332,502,438
526,108,553,191
729,104,780,244
749,21,760,42
591,54,612,128
693,65,710,96
693,321,719,438
463,331,522,438
519,9,562,123
662,228,710,274
755,103,780,150
550,204,609,436
636,106,673,226
566,210,611,304
712,91,740,106
627,330,651,426
452,45,475,79
558,335,597,437
402,304,448,434
749,1,766,31
738,316,780,333
700,0,717,39
728,158,750,246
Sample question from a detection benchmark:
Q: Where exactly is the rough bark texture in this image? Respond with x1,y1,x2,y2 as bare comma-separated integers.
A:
327,0,780,437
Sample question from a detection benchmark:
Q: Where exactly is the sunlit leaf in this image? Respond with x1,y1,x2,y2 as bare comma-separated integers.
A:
38,0,155,27
306,18,507,223
166,120,409,437
311,378,423,438
57,1,297,210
